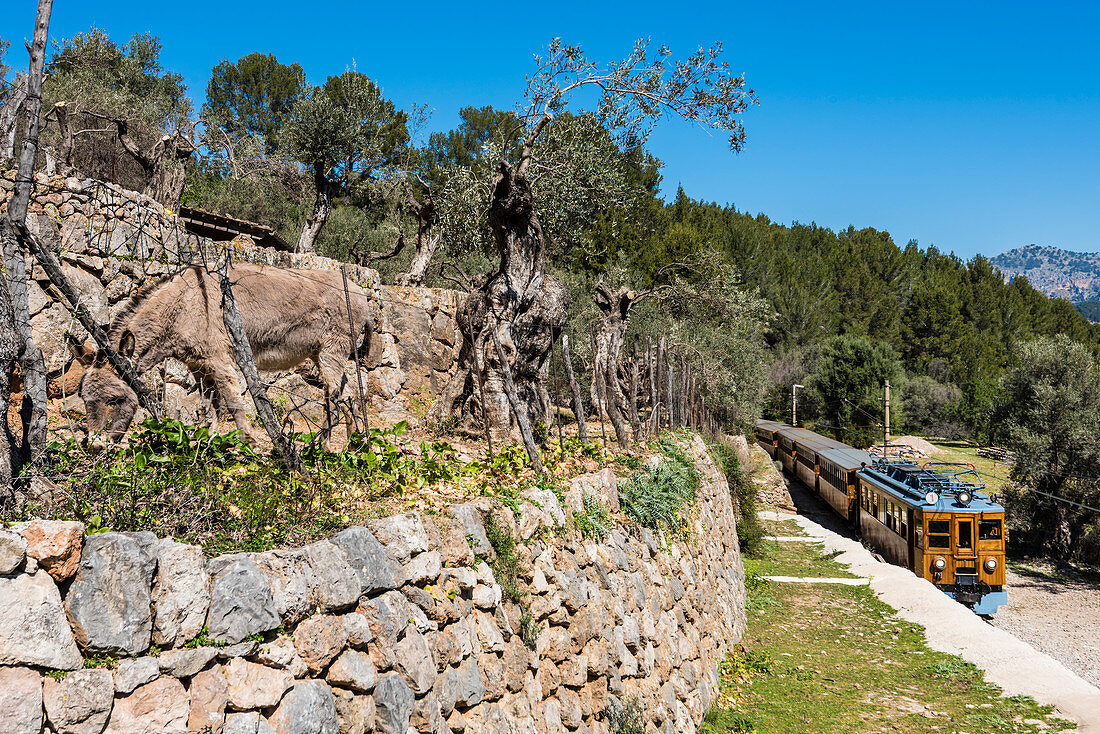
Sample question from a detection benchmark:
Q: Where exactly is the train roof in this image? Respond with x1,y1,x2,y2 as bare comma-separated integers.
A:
794,436,849,454
775,426,819,441
858,460,1004,512
818,446,873,471
755,419,787,432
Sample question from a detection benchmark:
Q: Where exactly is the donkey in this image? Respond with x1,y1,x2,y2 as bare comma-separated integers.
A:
79,263,376,446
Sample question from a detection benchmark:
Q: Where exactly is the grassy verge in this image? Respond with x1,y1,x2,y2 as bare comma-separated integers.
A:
705,530,1075,733
927,440,1013,497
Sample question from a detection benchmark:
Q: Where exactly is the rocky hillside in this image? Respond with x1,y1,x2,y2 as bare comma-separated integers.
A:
991,244,1100,303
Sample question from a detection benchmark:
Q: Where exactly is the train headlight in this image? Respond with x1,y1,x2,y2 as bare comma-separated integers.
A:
933,557,947,571
956,491,972,507
984,557,998,573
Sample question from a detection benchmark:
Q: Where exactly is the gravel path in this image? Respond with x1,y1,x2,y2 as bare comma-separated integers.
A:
993,567,1100,688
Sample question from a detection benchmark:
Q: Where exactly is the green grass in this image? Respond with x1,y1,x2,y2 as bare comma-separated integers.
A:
742,537,857,579
927,440,1013,497
705,530,1075,733
760,518,804,537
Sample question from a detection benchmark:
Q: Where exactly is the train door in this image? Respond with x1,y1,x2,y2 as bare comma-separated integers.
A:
906,508,917,572
954,516,979,590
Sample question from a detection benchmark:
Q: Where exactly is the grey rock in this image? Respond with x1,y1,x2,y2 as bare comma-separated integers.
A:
268,680,339,734
113,656,159,694
218,639,259,659
225,657,293,710
103,676,189,734
301,541,361,612
157,646,217,678
65,532,157,655
368,513,429,564
393,628,435,695
151,538,209,647
435,658,485,715
251,548,314,624
329,527,399,594
373,673,415,734
206,554,280,644
402,550,442,586
0,570,82,669
325,649,377,693
359,590,429,643
448,504,491,557
252,635,308,678
43,668,113,734
524,488,566,526
340,612,373,648
0,527,27,574
224,712,277,734
0,667,43,734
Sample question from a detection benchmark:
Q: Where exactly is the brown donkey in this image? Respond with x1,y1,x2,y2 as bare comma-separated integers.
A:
79,263,375,445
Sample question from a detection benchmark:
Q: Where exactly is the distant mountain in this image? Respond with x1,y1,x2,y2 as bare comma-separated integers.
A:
991,244,1100,304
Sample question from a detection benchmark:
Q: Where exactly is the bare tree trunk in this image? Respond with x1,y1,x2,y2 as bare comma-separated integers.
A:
430,123,568,447
214,256,300,471
562,334,588,444
2,0,53,468
628,335,641,438
296,169,332,254
394,186,439,287
0,72,28,163
603,354,630,450
0,281,20,497
91,113,195,208
490,328,544,474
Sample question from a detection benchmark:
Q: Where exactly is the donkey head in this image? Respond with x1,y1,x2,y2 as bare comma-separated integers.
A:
77,332,140,443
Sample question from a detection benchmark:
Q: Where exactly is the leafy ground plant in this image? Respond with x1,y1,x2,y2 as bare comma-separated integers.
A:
708,439,767,556
617,435,699,536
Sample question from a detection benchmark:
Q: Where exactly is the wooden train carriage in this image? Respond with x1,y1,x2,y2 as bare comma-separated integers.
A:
754,420,786,459
857,461,1007,615
775,426,818,474
792,436,848,491
817,447,872,522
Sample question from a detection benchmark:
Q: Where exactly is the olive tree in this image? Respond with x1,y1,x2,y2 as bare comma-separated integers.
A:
990,335,1100,559
282,70,408,253
429,38,757,445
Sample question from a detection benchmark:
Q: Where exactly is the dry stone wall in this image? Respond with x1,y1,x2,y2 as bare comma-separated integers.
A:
0,170,464,428
0,435,746,734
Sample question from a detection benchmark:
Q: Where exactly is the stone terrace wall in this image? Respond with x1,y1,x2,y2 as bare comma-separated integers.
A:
0,435,746,734
0,170,464,426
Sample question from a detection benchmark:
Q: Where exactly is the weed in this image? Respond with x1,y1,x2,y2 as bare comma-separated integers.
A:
701,711,757,734
617,436,699,536
606,696,646,734
708,439,766,557
83,653,118,669
44,669,67,681
183,626,229,649
481,510,526,603
519,610,541,649
575,492,612,541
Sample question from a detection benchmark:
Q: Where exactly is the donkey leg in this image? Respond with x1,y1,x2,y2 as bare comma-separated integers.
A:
207,362,262,446
317,349,352,450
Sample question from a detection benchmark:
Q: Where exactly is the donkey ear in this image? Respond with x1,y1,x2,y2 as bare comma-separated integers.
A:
67,335,97,364
119,331,136,359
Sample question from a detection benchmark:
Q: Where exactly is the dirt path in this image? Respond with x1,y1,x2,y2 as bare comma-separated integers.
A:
993,567,1100,689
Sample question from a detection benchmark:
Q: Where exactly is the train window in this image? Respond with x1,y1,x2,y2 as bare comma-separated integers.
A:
957,520,973,549
928,520,950,535
979,519,1002,540
927,534,950,548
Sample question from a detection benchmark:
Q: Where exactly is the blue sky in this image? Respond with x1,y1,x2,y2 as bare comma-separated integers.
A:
2,0,1098,259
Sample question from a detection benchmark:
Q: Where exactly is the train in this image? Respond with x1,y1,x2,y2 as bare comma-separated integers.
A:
755,420,1007,615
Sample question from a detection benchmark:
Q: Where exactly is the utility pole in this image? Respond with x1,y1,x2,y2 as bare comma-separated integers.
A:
883,379,891,457
792,384,804,426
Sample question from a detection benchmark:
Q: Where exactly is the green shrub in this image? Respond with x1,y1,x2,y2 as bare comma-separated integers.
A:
707,440,766,557
575,492,612,540
617,436,699,535
606,697,646,734
480,510,526,603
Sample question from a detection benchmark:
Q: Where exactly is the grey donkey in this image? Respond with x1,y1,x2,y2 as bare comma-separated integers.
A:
78,263,375,446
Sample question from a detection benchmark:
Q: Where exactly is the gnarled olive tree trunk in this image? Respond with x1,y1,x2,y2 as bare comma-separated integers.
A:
431,120,568,445
590,283,644,447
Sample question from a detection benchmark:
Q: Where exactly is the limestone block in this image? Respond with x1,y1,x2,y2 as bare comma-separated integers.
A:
326,649,377,693
368,513,429,564
393,627,435,694
0,667,43,734
158,646,217,678
113,656,159,694
225,657,293,710
152,537,209,647
0,527,27,574
205,554,280,644
224,712,276,734
269,680,339,734
252,635,308,678
330,526,400,595
188,666,228,734
448,504,492,558
104,677,189,734
0,570,82,669
293,614,349,675
302,540,362,613
373,673,415,734
251,548,315,625
20,519,84,581
401,550,442,586
332,688,374,734
43,668,114,734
